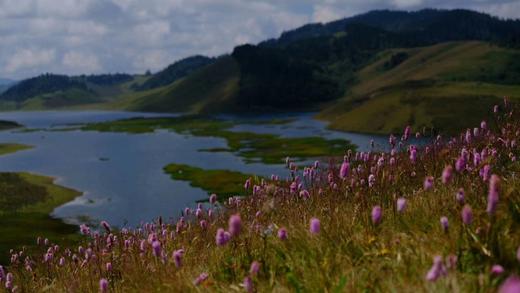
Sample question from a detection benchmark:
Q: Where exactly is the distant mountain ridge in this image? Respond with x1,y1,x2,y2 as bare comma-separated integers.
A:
2,8,520,134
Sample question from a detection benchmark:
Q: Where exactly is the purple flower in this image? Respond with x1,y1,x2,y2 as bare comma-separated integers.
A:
455,157,466,172
371,206,382,225
79,224,90,235
487,174,500,215
100,221,111,233
244,178,251,190
456,188,465,204
228,214,242,237
277,227,288,240
309,218,320,234
396,198,406,213
209,193,217,205
216,228,230,246
409,148,417,163
106,262,112,271
499,275,520,293
250,261,260,276
423,176,434,191
426,256,447,282
461,205,473,225
339,161,350,179
368,174,376,187
441,165,453,185
440,217,449,232
299,190,309,200
481,121,487,130
194,272,209,286
99,278,109,293
152,241,162,257
59,257,65,266
491,264,505,275
243,276,254,293
173,249,184,268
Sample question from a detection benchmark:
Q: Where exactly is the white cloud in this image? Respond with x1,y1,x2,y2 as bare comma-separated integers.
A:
0,0,517,79
62,51,102,74
5,49,56,73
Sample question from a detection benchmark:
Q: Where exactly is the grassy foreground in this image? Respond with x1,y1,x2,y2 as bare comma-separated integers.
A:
4,101,520,292
83,115,355,164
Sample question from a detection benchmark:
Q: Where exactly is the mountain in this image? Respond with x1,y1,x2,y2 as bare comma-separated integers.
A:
0,78,16,94
2,9,520,134
134,55,215,91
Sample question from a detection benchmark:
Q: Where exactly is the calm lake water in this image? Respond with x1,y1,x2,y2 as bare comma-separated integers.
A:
0,111,387,228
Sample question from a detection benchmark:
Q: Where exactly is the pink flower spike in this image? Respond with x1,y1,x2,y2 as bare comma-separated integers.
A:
371,205,382,225
277,227,288,240
309,218,320,234
396,198,406,213
491,264,505,275
99,278,108,293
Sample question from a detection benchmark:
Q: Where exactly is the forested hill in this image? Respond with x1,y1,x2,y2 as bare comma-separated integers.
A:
262,9,520,48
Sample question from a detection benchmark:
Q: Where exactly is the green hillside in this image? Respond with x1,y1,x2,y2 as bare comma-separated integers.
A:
88,56,240,113
318,41,520,134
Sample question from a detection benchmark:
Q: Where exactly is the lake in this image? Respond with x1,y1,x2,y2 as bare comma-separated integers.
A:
0,111,388,228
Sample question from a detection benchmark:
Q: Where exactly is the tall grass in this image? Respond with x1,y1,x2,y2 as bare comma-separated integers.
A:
3,100,520,292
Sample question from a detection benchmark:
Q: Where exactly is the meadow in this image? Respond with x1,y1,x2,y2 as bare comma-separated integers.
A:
1,100,519,292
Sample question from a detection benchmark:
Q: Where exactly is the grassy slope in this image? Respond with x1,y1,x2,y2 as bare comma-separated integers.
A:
318,41,520,134
10,108,520,292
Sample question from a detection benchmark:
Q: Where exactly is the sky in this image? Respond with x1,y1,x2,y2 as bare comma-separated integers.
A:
0,0,519,80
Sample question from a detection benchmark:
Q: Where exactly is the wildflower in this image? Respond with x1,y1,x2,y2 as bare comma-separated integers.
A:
244,178,251,190
228,214,242,237
455,188,465,204
339,161,350,179
499,275,520,293
106,262,112,272
79,224,90,235
243,276,254,293
461,205,473,225
423,176,434,191
59,257,65,266
250,261,260,276
425,256,447,282
481,164,491,181
372,206,382,225
481,121,487,130
516,246,520,262
100,221,111,233
487,174,500,215
209,194,217,204
99,278,109,293
173,249,184,268
445,254,457,269
297,187,311,199
216,228,230,246
491,264,505,275
277,227,288,240
309,218,320,234
194,272,209,286
441,166,453,185
368,174,376,187
200,220,208,230
152,241,162,257
409,148,417,163
396,198,406,213
440,217,449,232
455,157,466,172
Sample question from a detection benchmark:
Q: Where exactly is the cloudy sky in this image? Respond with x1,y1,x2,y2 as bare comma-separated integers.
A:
0,0,519,80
